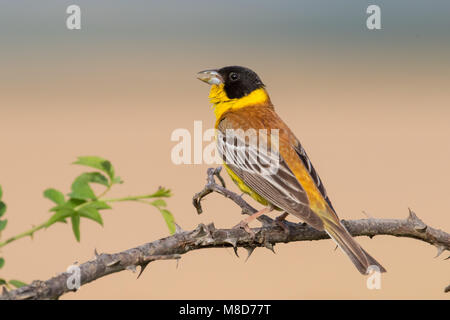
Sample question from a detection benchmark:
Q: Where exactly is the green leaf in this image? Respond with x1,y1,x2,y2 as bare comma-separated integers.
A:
82,201,111,211
9,280,27,288
43,188,65,205
112,176,123,184
0,279,6,286
151,199,167,208
78,207,103,226
73,156,115,180
47,208,76,226
71,214,81,242
159,209,176,235
0,258,5,269
70,176,95,200
74,201,110,226
48,198,86,224
0,201,6,218
0,219,7,231
50,198,85,211
152,187,172,198
0,185,3,199
85,172,109,187
69,172,110,200
69,174,94,200
49,198,85,225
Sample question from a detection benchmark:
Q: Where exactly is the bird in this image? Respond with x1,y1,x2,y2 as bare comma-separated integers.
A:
197,65,386,275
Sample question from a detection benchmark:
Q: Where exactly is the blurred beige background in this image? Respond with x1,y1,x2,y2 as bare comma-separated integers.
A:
0,1,449,299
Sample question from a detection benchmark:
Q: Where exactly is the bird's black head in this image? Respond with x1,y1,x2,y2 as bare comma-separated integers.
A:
197,66,264,99
217,66,264,99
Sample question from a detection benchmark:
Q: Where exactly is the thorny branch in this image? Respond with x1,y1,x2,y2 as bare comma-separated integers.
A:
1,167,449,300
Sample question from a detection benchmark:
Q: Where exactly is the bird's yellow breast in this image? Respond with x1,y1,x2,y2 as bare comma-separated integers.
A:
209,84,270,122
222,163,269,206
210,84,271,205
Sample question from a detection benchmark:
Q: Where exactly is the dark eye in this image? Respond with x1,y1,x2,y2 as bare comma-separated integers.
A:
229,72,239,81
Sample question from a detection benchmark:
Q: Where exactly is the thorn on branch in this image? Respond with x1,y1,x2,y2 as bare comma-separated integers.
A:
233,246,239,258
408,208,427,232
264,242,276,254
137,262,150,279
206,223,216,233
192,224,209,238
224,237,238,248
245,246,256,262
435,245,445,258
137,254,182,279
106,259,121,267
175,223,185,234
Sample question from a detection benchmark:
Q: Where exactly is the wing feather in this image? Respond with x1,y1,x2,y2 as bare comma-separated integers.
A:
217,120,324,229
292,143,336,213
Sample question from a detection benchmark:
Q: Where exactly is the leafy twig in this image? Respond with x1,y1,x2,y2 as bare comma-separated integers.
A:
0,157,176,290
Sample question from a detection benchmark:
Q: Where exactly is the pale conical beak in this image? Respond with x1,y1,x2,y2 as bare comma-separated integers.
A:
196,70,223,85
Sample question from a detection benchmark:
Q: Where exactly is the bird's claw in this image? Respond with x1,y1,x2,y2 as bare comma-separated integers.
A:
273,212,290,235
233,220,255,237
273,219,290,235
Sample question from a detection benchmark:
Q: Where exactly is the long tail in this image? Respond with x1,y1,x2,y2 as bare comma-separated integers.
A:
324,219,386,274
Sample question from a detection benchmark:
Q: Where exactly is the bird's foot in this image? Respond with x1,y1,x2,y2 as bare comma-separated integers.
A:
232,206,274,237
233,220,255,237
273,212,290,235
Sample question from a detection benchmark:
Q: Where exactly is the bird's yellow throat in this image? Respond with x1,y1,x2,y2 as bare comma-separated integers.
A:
209,84,269,120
